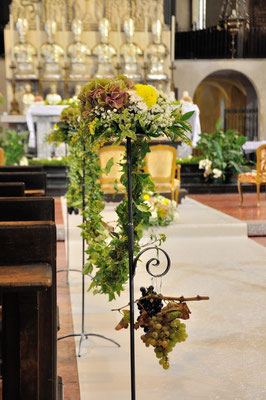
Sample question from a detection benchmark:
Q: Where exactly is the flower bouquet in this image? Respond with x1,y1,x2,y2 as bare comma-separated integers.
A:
143,194,179,227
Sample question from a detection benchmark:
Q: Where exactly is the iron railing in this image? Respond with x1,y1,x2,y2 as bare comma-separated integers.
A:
224,108,258,140
175,27,266,59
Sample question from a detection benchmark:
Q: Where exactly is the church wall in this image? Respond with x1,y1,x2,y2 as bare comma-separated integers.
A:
174,59,265,139
175,0,191,31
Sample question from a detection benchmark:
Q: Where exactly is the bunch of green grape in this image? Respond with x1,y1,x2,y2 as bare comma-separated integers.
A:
140,306,188,369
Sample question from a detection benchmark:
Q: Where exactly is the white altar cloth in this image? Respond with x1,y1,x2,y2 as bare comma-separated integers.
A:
178,103,201,158
27,105,68,150
182,103,201,147
242,141,266,154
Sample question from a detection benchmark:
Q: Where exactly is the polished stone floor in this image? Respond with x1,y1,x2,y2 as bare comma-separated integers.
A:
59,195,266,400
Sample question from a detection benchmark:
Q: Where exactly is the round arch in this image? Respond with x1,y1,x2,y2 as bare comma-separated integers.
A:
193,69,258,139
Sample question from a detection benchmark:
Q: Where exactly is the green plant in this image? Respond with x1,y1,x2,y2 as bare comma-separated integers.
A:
196,121,247,181
28,157,67,166
0,129,28,165
176,156,202,164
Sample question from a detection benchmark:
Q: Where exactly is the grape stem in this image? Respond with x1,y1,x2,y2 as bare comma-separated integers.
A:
111,294,209,312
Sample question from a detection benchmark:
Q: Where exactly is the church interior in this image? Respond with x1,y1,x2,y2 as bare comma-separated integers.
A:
0,0,266,399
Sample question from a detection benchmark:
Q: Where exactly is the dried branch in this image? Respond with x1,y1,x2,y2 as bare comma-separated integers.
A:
111,294,209,312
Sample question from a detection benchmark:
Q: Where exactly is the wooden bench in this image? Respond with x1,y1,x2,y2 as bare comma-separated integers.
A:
0,166,44,173
0,172,47,196
0,182,25,197
0,197,54,221
0,221,57,400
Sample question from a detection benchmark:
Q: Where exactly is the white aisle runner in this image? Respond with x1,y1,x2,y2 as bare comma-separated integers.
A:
63,198,266,400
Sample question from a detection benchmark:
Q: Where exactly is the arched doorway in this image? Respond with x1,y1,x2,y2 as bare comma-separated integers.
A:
193,70,258,140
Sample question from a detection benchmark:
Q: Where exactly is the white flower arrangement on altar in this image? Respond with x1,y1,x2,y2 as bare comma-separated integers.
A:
143,193,179,227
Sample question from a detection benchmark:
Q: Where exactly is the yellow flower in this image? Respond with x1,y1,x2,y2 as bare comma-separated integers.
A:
163,198,169,205
143,194,150,200
71,133,79,144
135,84,158,108
53,123,59,130
88,118,98,136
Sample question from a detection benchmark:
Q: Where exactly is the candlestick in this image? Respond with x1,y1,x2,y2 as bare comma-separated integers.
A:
117,16,121,65
36,13,41,62
171,15,175,63
10,14,14,63
144,15,148,63
142,61,148,85
9,62,20,115
62,16,67,65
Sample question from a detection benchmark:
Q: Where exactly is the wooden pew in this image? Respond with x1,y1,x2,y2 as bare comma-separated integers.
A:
0,182,25,197
0,172,47,196
0,197,54,221
0,219,57,400
0,166,44,173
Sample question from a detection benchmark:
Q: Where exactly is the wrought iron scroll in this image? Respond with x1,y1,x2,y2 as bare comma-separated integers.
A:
133,247,171,278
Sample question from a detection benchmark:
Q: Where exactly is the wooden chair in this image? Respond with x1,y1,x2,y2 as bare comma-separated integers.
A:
0,148,4,165
144,145,180,202
238,144,266,207
98,145,126,194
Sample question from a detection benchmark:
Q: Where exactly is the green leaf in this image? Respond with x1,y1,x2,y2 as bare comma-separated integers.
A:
104,157,114,174
181,111,194,121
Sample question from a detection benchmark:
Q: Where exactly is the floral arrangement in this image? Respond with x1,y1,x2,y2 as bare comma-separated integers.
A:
196,121,247,182
143,194,179,227
47,76,192,300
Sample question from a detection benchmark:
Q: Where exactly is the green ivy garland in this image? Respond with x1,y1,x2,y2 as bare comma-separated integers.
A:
48,77,193,301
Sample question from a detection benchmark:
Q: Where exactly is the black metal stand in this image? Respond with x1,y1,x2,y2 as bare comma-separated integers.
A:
58,148,120,355
126,138,136,399
126,137,171,399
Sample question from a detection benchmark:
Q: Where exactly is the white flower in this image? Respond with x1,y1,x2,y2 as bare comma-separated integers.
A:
19,156,29,166
173,212,179,223
151,211,158,219
199,159,212,170
204,168,212,177
213,168,222,179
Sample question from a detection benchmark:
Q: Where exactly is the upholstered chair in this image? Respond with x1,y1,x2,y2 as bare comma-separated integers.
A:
144,145,180,202
238,144,266,207
98,145,126,194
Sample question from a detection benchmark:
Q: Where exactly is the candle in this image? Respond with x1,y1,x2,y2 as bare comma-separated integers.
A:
10,14,14,63
144,15,148,63
36,13,41,62
171,15,175,63
117,16,121,64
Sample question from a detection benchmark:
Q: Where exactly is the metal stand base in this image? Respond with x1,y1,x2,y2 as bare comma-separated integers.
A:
57,155,120,355
58,332,120,357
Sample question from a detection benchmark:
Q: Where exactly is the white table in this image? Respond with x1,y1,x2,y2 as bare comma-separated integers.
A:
26,105,68,158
